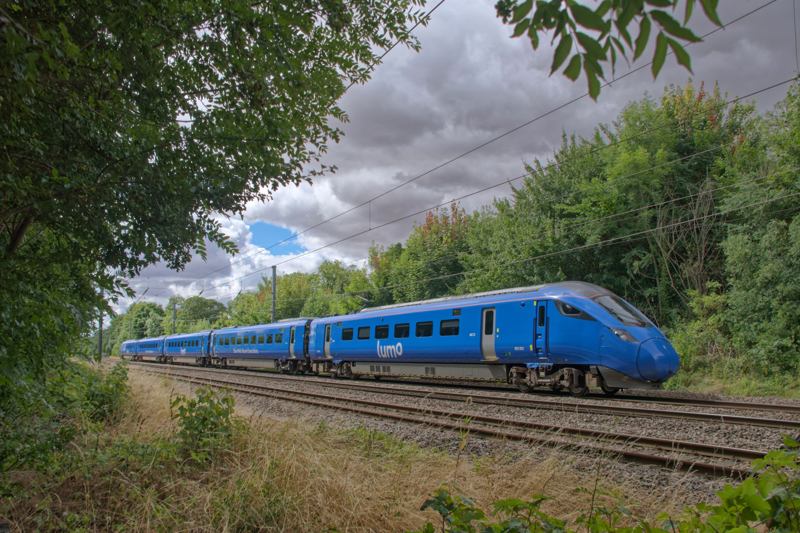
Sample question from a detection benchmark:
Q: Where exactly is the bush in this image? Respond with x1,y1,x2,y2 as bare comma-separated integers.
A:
170,386,244,462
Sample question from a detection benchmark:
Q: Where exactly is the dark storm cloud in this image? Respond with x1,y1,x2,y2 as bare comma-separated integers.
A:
123,0,796,311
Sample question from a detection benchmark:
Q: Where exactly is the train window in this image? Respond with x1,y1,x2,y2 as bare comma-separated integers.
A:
342,328,353,341
290,329,295,344
258,335,265,344
219,338,223,346
416,321,433,337
251,335,256,344
276,334,283,343
484,310,495,335
592,295,653,327
394,323,410,338
325,326,330,342
267,334,273,344
357,327,370,340
244,337,249,345
538,306,545,328
375,325,389,339
225,337,230,346
234,337,240,345
440,319,460,336
453,309,461,316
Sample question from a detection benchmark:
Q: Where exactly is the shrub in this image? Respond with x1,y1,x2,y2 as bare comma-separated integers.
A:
170,386,243,462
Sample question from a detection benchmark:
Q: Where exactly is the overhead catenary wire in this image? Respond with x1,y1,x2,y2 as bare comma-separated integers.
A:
159,0,781,295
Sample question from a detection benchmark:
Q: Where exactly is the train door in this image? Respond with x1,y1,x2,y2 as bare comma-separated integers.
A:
323,324,332,358
535,301,549,358
481,308,497,361
289,327,296,358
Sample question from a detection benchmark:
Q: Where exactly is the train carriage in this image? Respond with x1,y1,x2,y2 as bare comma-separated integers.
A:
165,331,212,365
134,336,166,362
120,340,137,360
211,319,313,373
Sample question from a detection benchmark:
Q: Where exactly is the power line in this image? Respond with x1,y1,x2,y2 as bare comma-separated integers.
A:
160,0,780,294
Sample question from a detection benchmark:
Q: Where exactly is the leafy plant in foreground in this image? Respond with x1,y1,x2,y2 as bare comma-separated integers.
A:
411,436,800,532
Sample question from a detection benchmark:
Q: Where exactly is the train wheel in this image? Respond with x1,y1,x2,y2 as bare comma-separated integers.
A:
600,381,620,396
517,382,533,393
569,384,589,397
350,373,360,381
373,375,382,381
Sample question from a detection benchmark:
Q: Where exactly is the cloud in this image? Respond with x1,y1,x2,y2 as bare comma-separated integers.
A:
123,0,796,312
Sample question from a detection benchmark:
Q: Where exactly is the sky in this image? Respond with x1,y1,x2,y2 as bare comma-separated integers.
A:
119,0,799,313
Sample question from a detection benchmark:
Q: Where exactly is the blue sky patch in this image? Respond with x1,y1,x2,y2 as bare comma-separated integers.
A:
248,221,305,256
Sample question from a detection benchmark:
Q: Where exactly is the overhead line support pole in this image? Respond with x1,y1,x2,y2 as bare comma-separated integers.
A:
98,288,104,360
271,265,277,323
172,302,176,335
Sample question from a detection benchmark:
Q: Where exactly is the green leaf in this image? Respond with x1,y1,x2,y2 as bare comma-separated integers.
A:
584,61,601,100
684,0,695,24
614,19,633,47
700,0,722,26
527,22,540,48
576,32,607,61
563,54,582,80
650,9,702,42
666,36,692,71
646,0,673,7
511,0,533,24
634,15,651,61
512,18,530,37
551,33,573,74
652,31,668,78
570,3,608,32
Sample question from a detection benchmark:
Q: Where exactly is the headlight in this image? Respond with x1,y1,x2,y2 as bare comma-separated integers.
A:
610,327,638,343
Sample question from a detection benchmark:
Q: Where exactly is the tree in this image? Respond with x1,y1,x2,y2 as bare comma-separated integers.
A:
495,0,723,100
458,81,759,326
390,202,471,303
1,0,428,284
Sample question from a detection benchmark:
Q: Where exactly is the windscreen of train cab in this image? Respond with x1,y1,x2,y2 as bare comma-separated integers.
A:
591,295,653,328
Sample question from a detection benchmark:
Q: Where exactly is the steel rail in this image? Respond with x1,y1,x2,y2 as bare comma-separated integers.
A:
144,367,755,478
130,362,800,430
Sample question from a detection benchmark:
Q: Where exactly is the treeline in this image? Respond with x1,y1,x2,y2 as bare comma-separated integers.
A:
106,80,800,381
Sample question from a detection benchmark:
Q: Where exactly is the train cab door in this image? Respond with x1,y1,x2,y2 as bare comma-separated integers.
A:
323,324,332,359
289,327,296,359
481,308,498,361
534,301,549,358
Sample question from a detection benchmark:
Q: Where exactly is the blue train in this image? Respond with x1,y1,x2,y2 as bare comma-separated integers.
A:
120,282,680,396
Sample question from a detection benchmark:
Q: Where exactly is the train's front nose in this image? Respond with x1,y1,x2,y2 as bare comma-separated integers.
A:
637,338,680,382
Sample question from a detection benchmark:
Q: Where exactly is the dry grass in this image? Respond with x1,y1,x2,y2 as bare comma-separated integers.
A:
2,367,703,532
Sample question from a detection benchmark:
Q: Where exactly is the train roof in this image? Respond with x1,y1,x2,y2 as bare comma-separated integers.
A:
214,318,309,333
360,281,612,314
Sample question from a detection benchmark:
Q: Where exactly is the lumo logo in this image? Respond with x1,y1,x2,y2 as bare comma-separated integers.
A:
377,341,403,359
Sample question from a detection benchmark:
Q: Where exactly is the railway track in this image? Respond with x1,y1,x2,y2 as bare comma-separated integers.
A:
129,361,800,430
134,364,774,479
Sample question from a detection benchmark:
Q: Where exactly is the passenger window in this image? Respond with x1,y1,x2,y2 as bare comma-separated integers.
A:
251,335,256,344
416,321,433,337
235,337,240,345
276,334,283,343
375,325,389,339
244,337,249,345
440,319,459,336
267,334,273,344
225,337,230,346
358,327,370,340
342,328,353,341
484,310,494,335
394,323,410,338
258,335,265,344
219,338,223,345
